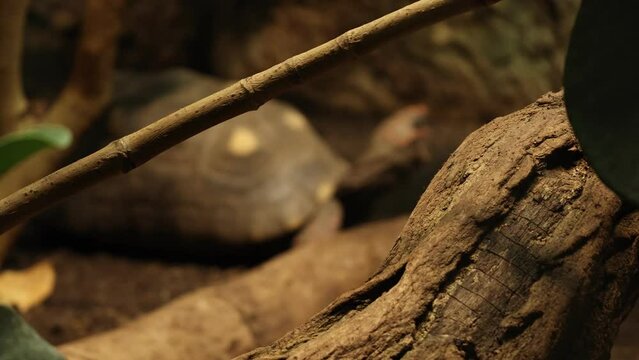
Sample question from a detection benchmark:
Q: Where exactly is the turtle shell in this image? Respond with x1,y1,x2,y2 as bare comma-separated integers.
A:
58,69,348,245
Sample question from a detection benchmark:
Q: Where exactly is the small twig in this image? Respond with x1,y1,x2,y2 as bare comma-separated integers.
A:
41,0,125,133
0,0,124,259
0,0,29,133
0,0,500,234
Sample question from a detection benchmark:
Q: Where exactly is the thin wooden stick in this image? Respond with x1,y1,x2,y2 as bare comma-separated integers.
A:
0,0,29,132
0,0,500,234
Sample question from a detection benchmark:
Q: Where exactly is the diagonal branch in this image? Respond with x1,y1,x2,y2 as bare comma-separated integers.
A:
0,0,501,234
0,0,29,133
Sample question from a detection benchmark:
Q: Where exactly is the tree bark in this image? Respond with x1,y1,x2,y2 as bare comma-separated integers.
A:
237,91,639,359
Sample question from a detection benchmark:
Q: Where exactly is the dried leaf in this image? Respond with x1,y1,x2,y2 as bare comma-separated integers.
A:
0,261,56,312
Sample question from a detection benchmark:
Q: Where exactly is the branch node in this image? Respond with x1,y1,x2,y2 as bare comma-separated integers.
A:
336,30,359,57
239,76,263,110
284,62,304,85
112,138,136,173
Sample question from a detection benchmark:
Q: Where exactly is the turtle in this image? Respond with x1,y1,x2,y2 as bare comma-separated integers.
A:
45,69,349,252
42,68,434,255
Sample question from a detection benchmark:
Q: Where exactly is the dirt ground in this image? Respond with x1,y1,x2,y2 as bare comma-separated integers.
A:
3,240,637,358
8,247,241,345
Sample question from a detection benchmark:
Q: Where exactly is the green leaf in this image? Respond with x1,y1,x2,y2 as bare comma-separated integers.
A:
0,305,64,360
564,1,639,205
0,124,72,176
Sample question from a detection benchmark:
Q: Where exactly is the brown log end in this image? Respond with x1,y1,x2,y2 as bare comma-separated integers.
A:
59,216,407,360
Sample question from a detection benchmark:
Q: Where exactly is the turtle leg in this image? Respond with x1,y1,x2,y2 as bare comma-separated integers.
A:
293,199,343,246
340,104,431,191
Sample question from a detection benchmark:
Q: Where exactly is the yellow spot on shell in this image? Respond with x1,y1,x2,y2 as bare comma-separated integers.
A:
284,213,305,231
227,126,259,156
282,111,307,130
315,182,335,203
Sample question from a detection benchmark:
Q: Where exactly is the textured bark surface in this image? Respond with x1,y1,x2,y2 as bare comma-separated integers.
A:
212,0,580,123
237,92,639,359
58,217,406,360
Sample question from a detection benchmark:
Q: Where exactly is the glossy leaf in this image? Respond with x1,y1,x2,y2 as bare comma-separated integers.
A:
0,305,63,360
564,0,639,204
0,124,72,176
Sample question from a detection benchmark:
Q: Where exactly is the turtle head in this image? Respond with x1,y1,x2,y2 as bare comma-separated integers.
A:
363,104,431,161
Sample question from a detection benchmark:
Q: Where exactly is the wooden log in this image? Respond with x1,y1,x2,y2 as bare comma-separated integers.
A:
238,92,639,359
59,217,407,360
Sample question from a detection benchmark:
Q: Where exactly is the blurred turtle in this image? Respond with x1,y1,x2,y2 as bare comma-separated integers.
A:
43,69,441,256
48,69,348,252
